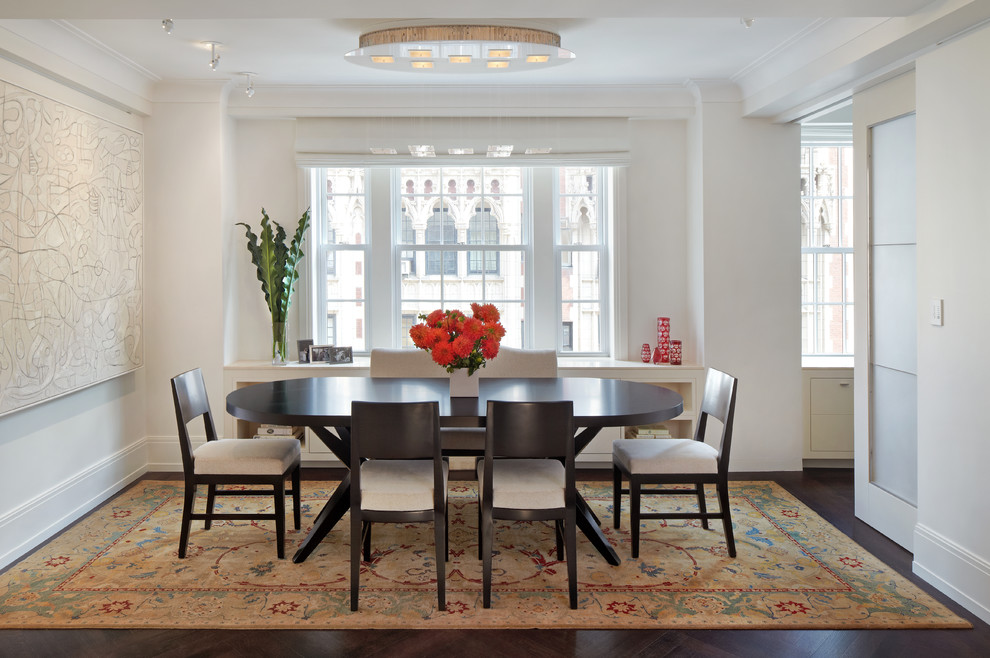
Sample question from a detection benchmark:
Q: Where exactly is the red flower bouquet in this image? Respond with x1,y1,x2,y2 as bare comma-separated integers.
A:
409,303,506,375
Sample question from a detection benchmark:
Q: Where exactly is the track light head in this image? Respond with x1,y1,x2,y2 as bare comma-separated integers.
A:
162,19,174,35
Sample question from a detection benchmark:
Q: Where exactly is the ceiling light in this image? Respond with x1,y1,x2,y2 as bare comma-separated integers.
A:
408,145,436,157
161,19,174,35
525,147,552,155
241,72,256,98
487,145,514,158
204,41,221,71
741,18,756,28
345,25,575,73
448,147,474,155
370,147,398,155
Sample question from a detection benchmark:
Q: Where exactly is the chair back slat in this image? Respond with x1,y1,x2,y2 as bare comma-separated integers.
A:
350,401,441,462
170,368,218,471
695,368,738,470
484,400,574,460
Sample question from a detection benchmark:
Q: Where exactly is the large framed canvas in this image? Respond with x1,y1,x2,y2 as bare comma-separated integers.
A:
0,79,144,416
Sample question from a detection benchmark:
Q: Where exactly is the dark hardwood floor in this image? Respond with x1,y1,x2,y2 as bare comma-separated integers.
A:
2,468,988,657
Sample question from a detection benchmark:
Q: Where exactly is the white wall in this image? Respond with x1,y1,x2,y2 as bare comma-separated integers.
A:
143,83,228,466
0,57,148,566
913,24,990,624
697,98,803,472
227,119,304,364
624,119,690,362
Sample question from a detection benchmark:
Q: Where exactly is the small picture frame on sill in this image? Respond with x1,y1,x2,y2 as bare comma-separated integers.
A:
309,345,333,363
329,346,353,364
297,339,314,363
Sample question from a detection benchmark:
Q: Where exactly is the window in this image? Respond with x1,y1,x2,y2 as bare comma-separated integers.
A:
310,166,612,354
313,168,369,351
800,142,853,356
556,167,607,353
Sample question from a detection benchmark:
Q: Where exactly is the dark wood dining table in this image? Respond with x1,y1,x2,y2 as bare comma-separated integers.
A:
226,376,684,565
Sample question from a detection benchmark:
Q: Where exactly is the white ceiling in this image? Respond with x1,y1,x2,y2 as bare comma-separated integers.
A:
0,0,938,92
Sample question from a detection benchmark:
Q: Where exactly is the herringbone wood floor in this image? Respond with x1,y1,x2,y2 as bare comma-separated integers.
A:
1,468,987,657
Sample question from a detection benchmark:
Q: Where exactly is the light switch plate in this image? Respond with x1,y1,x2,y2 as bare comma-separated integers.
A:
930,298,943,326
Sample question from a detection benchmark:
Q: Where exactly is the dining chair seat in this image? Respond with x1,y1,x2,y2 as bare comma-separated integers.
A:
193,438,301,475
361,459,450,512
612,438,718,475
476,459,566,509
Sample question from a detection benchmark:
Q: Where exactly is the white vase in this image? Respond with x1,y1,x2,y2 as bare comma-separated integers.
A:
449,368,479,398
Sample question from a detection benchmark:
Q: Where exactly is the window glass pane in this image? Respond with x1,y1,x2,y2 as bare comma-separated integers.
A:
560,167,598,194
817,305,846,354
840,198,854,247
811,198,838,247
812,147,839,197
326,169,365,244
324,251,365,301
800,254,814,305
844,253,854,303
560,251,600,301
840,146,854,195
324,300,366,352
558,198,600,246
800,199,812,248
399,169,441,196
815,253,845,305
484,251,524,301
801,304,814,354
561,302,601,352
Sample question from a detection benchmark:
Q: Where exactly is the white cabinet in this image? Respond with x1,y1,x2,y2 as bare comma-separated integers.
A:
224,359,704,468
802,367,854,462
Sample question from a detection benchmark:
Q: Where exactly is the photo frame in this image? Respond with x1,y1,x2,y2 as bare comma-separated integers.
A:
329,346,353,364
308,344,332,363
297,339,314,363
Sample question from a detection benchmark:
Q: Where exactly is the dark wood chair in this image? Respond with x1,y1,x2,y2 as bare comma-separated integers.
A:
349,400,447,612
612,367,738,558
478,400,577,609
170,368,301,559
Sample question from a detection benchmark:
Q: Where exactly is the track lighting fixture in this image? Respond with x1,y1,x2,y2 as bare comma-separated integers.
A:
205,42,221,71
161,19,174,35
242,72,256,98
740,18,756,28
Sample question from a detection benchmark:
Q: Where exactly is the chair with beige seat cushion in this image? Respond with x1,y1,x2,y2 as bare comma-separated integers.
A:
612,367,738,558
478,400,577,609
369,347,558,456
170,368,301,559
350,400,447,612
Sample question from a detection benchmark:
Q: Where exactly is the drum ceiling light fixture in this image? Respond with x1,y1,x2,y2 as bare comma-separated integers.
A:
345,25,576,72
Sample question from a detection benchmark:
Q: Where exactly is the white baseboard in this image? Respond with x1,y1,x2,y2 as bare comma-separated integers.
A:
145,434,183,472
913,523,990,626
0,440,148,569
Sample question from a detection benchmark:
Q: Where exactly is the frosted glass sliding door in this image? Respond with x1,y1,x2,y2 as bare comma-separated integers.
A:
869,114,917,506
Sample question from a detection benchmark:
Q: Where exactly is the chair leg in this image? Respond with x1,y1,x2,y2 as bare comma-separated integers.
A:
362,521,372,562
434,509,446,611
205,483,217,530
350,506,361,611
717,482,736,558
477,496,483,561
612,464,623,530
178,483,196,559
555,520,565,561
565,509,577,610
291,467,301,530
274,480,286,559
696,483,709,530
444,502,449,561
630,476,641,559
482,505,493,608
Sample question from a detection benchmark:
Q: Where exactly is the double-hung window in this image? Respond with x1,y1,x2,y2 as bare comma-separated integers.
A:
309,166,611,355
800,142,854,356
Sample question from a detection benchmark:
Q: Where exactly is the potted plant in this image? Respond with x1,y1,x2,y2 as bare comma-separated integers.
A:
236,207,311,364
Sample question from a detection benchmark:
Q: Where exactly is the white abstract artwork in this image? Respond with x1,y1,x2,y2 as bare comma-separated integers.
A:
0,79,143,416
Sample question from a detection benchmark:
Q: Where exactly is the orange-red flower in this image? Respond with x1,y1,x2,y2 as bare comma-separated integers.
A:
410,305,505,374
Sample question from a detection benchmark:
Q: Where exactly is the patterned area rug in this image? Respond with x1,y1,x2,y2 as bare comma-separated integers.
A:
0,480,969,629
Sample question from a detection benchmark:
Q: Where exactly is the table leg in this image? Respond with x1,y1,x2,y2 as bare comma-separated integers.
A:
575,492,621,566
292,425,352,564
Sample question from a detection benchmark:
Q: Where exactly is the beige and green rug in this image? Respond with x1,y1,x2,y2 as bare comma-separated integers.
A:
0,481,969,629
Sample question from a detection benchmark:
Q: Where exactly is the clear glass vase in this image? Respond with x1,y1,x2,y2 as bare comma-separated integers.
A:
272,321,287,365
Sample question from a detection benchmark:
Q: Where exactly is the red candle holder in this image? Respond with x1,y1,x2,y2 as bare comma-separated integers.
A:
640,343,652,363
670,339,682,366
